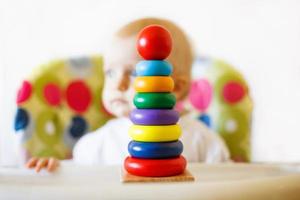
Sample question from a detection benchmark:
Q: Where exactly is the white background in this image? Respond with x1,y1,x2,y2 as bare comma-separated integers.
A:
0,0,300,164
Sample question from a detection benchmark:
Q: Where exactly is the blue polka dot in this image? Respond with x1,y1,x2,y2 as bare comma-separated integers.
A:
198,113,211,127
14,108,29,131
69,116,87,138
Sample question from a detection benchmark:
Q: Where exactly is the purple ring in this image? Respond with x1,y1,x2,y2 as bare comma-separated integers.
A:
130,109,179,125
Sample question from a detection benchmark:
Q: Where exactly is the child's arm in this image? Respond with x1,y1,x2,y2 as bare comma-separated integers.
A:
26,157,60,172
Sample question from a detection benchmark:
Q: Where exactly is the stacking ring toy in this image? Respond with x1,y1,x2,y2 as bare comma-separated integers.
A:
134,93,176,109
136,60,172,76
129,124,181,142
134,76,174,93
130,109,179,125
124,156,186,177
128,140,183,159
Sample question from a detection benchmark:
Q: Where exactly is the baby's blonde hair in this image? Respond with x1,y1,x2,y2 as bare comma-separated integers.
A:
116,18,194,99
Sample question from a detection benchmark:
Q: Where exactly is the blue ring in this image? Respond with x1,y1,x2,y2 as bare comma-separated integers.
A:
136,60,173,76
128,140,183,159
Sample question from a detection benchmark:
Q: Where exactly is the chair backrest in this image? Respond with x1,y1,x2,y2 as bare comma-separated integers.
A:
181,57,253,162
14,56,112,160
14,55,252,162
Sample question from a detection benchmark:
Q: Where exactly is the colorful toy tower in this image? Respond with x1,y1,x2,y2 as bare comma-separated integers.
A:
124,25,187,178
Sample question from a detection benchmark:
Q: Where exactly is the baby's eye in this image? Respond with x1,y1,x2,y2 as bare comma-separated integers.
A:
130,70,137,77
105,69,115,78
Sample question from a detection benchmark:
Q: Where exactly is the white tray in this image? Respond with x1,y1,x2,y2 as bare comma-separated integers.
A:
0,162,300,200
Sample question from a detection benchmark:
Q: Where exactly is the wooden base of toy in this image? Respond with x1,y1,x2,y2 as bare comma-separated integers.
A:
121,168,195,183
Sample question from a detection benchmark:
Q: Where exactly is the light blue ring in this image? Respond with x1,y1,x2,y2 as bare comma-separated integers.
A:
136,60,173,76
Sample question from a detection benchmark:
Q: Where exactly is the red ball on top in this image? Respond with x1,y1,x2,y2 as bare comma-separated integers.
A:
137,25,172,60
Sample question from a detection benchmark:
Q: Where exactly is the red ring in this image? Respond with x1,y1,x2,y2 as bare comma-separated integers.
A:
124,156,186,177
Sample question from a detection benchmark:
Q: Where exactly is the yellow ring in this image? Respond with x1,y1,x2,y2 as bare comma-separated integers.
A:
129,124,181,142
134,76,174,93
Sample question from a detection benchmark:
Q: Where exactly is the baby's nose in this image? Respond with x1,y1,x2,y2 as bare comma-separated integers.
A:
117,74,130,92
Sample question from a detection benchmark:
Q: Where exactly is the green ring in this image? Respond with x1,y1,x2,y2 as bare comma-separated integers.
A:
134,93,176,109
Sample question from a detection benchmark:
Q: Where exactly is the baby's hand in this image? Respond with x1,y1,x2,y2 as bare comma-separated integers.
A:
26,157,60,173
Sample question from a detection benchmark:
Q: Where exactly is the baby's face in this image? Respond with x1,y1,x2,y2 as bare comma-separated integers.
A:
102,37,138,117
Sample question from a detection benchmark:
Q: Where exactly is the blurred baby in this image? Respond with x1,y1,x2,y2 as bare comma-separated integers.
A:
27,17,229,171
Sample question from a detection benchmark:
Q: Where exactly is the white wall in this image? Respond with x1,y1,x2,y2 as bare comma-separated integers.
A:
1,0,300,163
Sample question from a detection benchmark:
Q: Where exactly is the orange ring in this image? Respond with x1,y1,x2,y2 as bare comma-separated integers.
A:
134,76,174,92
